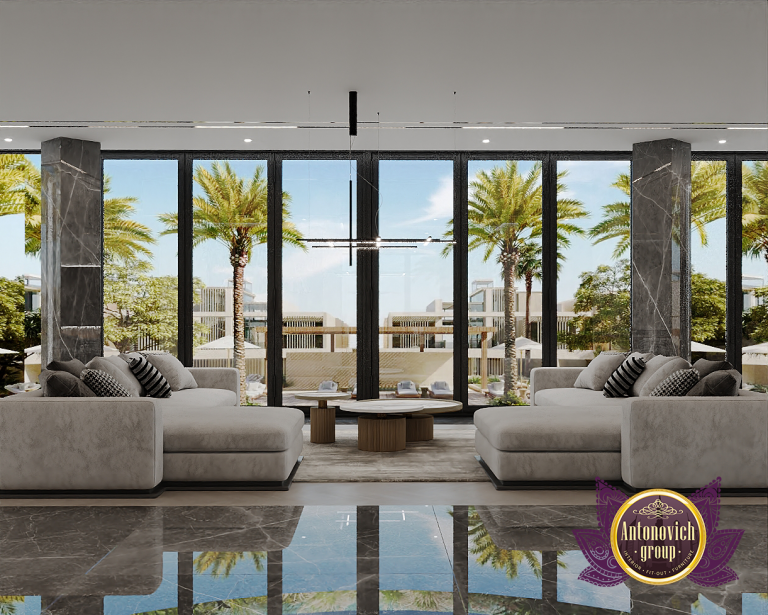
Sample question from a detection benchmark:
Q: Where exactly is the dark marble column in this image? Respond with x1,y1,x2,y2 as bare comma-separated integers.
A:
631,139,691,358
40,138,102,366
267,550,283,615
177,551,194,615
357,506,379,615
452,506,468,615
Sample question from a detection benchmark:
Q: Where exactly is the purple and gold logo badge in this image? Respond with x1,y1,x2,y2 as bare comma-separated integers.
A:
573,477,744,587
610,489,706,584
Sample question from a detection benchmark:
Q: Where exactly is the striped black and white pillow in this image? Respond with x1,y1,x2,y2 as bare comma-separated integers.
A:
650,368,700,397
127,354,172,398
80,368,134,397
603,355,647,398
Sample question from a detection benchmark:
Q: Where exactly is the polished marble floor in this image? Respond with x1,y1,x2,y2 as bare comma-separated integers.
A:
0,504,765,615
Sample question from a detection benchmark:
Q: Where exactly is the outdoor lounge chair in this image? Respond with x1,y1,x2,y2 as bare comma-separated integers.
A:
395,380,420,398
429,381,453,399
245,374,266,402
486,381,504,398
318,380,338,392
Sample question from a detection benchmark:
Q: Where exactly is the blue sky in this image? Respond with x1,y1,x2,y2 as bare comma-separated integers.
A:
1,156,764,323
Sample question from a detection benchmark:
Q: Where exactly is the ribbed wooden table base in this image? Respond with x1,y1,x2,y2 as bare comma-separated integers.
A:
310,406,336,443
357,415,406,452
405,414,434,441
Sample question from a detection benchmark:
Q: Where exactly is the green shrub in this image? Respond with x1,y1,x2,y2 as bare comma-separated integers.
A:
468,376,481,385
489,392,527,406
489,376,501,383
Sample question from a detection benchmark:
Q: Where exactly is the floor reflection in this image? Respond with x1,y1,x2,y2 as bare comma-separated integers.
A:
0,505,764,614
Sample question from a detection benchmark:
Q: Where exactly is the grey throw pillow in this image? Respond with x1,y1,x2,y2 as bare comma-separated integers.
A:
40,369,96,397
630,355,674,396
86,356,144,397
687,370,740,397
144,352,198,391
692,358,733,378
649,368,700,397
574,353,627,391
45,358,86,378
639,357,692,396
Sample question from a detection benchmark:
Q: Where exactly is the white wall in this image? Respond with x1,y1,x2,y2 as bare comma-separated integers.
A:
1,0,766,150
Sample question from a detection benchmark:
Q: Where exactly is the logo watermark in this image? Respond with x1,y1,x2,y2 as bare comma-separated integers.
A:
573,477,743,587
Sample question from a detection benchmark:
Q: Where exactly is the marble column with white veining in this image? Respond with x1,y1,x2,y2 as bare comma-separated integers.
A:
40,138,103,366
631,138,691,358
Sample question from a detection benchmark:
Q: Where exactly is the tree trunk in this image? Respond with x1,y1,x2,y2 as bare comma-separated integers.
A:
525,271,533,339
231,252,248,405
502,254,518,394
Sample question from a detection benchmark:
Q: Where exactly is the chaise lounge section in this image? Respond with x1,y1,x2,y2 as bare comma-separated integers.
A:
0,367,304,495
475,365,768,493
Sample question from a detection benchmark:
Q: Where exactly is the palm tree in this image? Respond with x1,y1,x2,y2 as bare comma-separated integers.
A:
160,162,304,403
743,161,768,266
467,507,566,581
0,154,154,260
193,550,265,578
444,161,585,391
590,161,727,258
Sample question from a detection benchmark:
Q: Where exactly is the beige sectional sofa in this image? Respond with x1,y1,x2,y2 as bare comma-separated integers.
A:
0,367,305,494
474,365,768,492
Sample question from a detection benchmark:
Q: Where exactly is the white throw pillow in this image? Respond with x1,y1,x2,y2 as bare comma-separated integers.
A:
573,353,627,391
630,355,673,397
144,352,198,391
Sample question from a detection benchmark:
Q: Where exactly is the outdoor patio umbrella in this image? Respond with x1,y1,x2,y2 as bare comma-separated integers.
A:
690,341,726,354
742,342,768,355
195,336,259,363
0,348,19,354
491,336,543,350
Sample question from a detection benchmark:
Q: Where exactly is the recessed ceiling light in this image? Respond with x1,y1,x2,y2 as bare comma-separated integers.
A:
482,139,490,144
718,139,726,144
244,138,252,143
3,138,12,142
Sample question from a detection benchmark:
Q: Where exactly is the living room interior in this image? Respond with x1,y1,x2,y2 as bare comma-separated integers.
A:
1,0,767,613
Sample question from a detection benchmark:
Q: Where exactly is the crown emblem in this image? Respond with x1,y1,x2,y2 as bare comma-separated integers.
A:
633,498,683,519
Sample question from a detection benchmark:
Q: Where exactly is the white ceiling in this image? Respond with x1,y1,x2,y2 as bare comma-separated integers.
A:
1,0,767,151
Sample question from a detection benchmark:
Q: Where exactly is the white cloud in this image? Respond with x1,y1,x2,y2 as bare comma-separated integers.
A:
394,175,454,226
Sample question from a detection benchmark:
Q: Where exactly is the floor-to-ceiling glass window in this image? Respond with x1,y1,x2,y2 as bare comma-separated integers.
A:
742,159,768,390
378,160,453,399
556,160,630,366
689,160,727,361
102,159,179,359
0,152,41,393
189,158,268,405
467,159,544,406
282,159,357,407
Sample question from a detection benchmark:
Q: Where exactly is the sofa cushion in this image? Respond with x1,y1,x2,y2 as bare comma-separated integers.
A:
127,354,172,399
474,406,622,452
603,355,647,398
40,369,96,397
692,358,733,378
45,358,86,378
152,387,238,410
639,357,691,396
145,353,198,391
81,368,135,397
87,356,144,397
573,353,627,391
649,368,700,397
630,355,675,396
163,406,305,452
535,387,627,407
686,370,740,397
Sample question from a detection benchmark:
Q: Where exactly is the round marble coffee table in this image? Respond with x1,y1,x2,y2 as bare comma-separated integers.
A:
295,391,351,444
342,398,463,442
339,400,423,452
